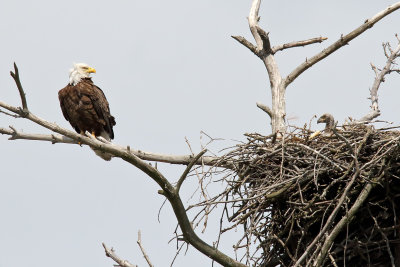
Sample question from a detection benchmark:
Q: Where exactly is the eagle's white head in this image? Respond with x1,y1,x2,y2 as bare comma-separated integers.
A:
69,63,96,85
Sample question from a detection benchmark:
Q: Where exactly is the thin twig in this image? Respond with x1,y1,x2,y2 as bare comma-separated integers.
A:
0,109,20,118
176,149,207,192
10,62,28,114
271,36,328,54
137,231,154,267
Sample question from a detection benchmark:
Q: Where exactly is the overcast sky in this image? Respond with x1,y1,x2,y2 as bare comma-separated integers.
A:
1,1,400,267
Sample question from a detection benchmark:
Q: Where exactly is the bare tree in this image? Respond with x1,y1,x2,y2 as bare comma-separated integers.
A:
1,1,400,267
233,0,400,135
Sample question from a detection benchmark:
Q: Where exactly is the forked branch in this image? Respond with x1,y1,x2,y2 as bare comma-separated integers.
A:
10,62,28,114
285,2,400,87
1,63,247,267
176,149,207,193
103,243,138,267
360,37,400,122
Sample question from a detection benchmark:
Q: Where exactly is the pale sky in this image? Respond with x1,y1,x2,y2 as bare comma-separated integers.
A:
1,1,400,267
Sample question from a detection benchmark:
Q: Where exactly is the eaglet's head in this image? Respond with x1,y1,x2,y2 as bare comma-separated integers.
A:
69,63,96,86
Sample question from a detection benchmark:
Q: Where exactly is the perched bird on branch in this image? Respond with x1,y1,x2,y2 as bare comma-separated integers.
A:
58,63,116,160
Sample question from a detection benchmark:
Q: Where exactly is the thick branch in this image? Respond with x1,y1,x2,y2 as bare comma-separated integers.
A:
248,0,285,134
256,26,272,55
10,63,28,114
271,36,328,54
359,40,400,122
248,0,263,49
285,2,400,87
102,243,137,267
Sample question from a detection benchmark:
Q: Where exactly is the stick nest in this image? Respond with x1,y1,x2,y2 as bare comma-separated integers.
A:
215,124,400,266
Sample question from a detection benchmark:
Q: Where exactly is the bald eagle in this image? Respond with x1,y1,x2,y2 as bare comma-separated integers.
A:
58,63,116,160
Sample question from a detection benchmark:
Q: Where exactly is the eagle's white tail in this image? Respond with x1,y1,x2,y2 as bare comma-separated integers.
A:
92,130,113,161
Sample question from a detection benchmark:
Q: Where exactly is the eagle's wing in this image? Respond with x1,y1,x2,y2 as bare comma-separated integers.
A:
78,80,116,139
93,85,116,139
58,86,81,134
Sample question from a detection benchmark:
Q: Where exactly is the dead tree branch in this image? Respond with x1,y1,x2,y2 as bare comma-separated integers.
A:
137,231,154,267
360,38,400,122
285,2,400,87
176,149,207,193
231,35,259,57
271,36,328,54
9,62,28,114
248,0,285,135
256,102,272,118
233,0,400,135
0,125,227,167
103,243,138,267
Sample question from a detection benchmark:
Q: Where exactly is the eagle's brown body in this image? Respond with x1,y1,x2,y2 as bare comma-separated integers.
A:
58,77,116,140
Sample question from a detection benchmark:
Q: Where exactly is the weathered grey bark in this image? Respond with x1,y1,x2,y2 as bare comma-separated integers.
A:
249,0,286,135
0,125,230,168
360,39,400,122
233,0,400,136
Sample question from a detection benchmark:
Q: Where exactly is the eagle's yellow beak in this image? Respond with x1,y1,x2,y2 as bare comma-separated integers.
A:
86,67,96,73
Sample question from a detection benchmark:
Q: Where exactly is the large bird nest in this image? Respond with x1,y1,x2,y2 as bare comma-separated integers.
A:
197,123,400,266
